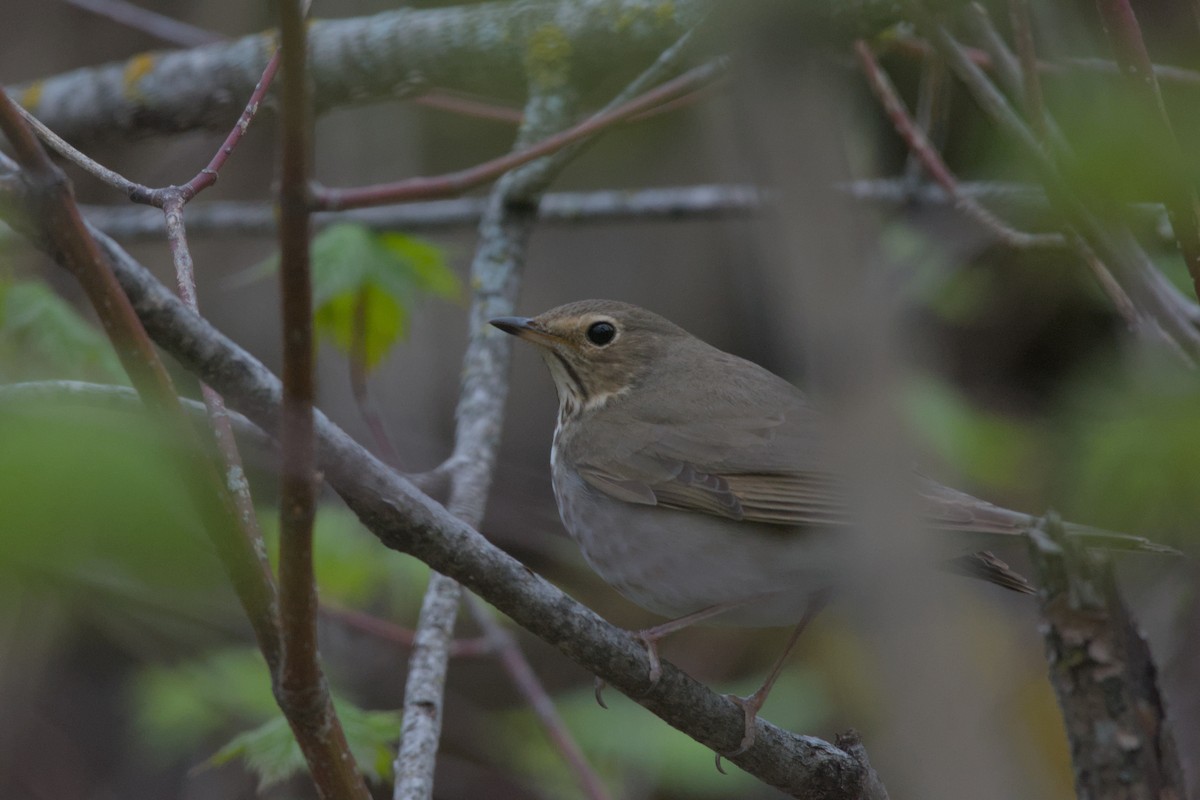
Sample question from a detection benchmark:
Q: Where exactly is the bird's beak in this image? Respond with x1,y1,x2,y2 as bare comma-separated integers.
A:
489,316,559,345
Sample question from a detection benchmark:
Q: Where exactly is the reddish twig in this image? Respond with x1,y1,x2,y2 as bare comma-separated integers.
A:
413,89,523,124
321,603,491,658
883,30,1200,88
274,2,370,797
1095,0,1200,302
854,41,1062,249
12,43,279,208
466,597,612,800
313,59,726,211
174,49,282,201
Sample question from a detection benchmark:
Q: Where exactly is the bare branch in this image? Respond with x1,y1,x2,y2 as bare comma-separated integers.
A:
16,0,707,144
854,40,1062,249
64,0,221,47
1027,514,1185,798
313,58,726,211
393,78,577,800
73,184,763,240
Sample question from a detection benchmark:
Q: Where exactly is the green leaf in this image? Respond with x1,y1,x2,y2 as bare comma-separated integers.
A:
377,232,460,299
237,225,459,372
208,698,400,790
133,648,279,758
313,285,406,370
0,279,125,382
307,224,459,371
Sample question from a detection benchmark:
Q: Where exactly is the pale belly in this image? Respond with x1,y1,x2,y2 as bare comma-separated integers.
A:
551,460,840,627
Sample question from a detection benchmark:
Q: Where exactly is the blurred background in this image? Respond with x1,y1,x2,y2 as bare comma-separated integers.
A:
1,1,1198,798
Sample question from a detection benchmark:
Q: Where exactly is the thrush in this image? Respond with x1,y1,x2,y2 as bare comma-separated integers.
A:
491,299,1172,756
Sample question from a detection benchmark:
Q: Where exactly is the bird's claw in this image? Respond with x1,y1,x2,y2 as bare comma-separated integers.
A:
634,630,664,690
713,691,762,772
593,675,609,709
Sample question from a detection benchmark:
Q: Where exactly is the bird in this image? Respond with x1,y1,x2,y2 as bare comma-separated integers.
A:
490,299,1174,757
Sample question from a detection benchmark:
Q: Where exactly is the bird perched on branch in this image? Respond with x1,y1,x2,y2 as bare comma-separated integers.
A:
491,299,1174,758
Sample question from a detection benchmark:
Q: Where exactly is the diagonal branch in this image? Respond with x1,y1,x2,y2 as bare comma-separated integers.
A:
8,209,875,796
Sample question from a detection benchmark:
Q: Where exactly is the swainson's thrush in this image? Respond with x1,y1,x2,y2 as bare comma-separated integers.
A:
491,299,1172,754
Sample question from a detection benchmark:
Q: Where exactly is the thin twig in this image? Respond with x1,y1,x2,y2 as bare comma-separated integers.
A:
321,602,492,658
73,184,763,240
313,58,727,211
63,0,221,47
913,6,1200,359
854,40,1062,249
11,43,279,207
466,596,611,800
274,1,370,796
1094,0,1200,302
163,191,278,661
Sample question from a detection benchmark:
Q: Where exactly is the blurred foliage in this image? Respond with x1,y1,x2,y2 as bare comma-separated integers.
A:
127,507,428,787
246,223,460,370
0,277,125,382
0,399,221,590
905,377,1043,493
1054,358,1200,540
136,647,400,790
497,670,829,799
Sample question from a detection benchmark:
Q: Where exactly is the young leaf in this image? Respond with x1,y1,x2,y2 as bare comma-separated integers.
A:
208,698,400,789
304,223,459,372
0,279,125,382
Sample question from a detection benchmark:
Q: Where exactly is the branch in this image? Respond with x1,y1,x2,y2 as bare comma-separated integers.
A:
853,40,1062,249
393,83,576,797
1094,0,1200,302
1026,514,1185,798
16,0,707,144
913,6,1200,360
312,58,725,210
73,184,763,240
271,2,370,796
3,203,874,795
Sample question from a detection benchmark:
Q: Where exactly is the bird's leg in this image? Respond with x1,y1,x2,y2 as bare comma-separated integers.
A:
594,600,753,707
717,588,832,771
636,602,741,684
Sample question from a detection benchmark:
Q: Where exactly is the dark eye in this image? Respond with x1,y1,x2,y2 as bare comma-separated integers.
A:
586,321,616,346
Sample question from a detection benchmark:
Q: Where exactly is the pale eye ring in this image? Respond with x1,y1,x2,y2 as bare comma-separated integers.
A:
586,321,616,346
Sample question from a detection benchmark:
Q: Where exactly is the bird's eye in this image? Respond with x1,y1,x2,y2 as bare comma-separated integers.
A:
586,321,616,346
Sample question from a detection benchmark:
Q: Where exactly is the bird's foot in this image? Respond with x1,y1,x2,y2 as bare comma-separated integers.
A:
592,628,668,708
634,629,666,687
714,689,767,774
